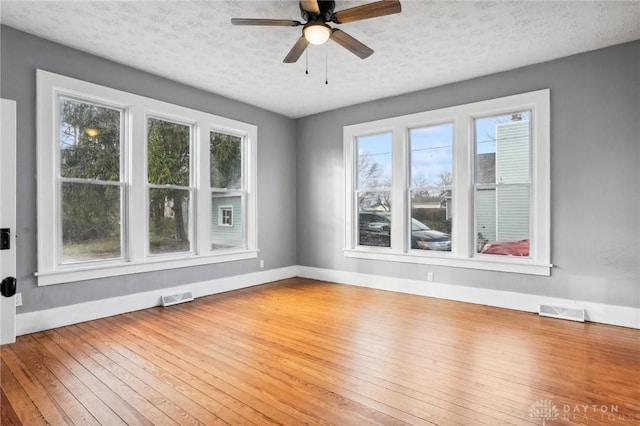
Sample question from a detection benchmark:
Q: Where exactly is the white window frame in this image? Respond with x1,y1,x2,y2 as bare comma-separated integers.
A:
344,90,551,276
218,206,233,227
36,70,258,286
145,114,196,257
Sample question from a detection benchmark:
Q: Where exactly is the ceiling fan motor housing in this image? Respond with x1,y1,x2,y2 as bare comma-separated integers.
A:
300,0,336,22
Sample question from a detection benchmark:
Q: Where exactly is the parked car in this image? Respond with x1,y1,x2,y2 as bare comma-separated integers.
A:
480,239,529,256
358,212,451,251
410,219,451,251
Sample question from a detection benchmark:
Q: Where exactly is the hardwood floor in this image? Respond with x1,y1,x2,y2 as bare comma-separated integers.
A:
1,278,639,425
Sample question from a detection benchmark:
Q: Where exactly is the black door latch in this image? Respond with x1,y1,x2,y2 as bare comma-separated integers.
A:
0,228,10,250
1,276,16,297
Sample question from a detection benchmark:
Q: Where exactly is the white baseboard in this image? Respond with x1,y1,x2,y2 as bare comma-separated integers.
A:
16,266,298,336
297,266,640,330
16,265,639,335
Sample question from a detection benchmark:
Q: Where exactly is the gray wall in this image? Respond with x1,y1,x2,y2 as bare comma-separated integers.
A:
1,26,298,313
297,40,640,308
2,24,638,315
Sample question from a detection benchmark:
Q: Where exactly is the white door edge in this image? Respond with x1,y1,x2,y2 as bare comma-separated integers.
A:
1,98,17,345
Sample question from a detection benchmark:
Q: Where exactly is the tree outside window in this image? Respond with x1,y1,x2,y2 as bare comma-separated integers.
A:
58,97,123,263
147,118,192,254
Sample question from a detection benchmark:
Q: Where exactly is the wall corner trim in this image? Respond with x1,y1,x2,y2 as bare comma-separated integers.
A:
296,266,640,330
16,266,298,336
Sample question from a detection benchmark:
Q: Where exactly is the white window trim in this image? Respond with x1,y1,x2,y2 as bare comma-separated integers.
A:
343,89,551,276
36,70,258,286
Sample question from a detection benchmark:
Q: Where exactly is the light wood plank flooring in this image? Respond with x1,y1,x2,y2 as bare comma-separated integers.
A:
2,278,639,425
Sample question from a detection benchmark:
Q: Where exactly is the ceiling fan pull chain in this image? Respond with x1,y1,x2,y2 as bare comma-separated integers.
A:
305,50,309,75
325,46,329,85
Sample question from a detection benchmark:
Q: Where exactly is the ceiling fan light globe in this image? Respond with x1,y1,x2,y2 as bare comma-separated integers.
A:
303,23,331,45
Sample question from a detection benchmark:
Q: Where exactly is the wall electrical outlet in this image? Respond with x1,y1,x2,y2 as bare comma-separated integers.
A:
427,272,434,282
259,260,264,269
15,293,23,307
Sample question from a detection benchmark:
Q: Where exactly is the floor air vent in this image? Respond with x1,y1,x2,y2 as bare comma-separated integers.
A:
162,291,194,307
539,304,585,322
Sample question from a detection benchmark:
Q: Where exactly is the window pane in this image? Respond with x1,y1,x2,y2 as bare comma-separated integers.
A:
357,133,392,190
211,194,244,250
149,188,191,254
410,123,453,251
211,132,242,189
475,112,531,257
358,192,391,247
476,186,530,256
59,97,121,181
410,123,453,186
410,189,452,251
147,118,191,186
475,112,530,184
61,182,122,263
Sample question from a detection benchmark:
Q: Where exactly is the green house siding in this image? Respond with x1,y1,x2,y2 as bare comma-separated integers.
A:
495,121,530,242
496,121,530,184
496,186,529,241
211,195,243,249
476,189,496,242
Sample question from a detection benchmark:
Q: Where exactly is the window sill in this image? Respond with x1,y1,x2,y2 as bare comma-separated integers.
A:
343,249,552,276
36,250,259,286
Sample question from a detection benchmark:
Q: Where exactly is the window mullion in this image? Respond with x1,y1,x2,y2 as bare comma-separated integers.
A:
195,119,209,255
453,118,472,257
129,105,146,262
390,126,406,251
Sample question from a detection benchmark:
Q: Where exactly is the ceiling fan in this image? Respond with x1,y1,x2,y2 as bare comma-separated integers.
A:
231,0,401,63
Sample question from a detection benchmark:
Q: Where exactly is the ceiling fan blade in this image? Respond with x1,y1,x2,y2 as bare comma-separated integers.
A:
300,0,320,14
231,18,302,27
332,0,401,24
283,36,310,63
330,29,373,59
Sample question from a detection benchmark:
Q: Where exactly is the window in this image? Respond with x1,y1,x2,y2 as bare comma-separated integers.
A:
147,117,193,255
474,112,531,257
409,123,453,252
344,90,550,275
210,131,244,250
37,70,258,285
356,133,392,248
219,206,233,226
58,97,125,263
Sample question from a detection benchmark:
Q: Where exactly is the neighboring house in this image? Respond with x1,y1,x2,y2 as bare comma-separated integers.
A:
495,120,529,242
476,120,530,244
211,195,243,249
412,196,445,210
476,153,496,242
163,198,175,218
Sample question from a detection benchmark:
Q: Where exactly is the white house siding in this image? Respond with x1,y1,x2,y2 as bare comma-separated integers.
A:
495,121,530,241
211,195,243,249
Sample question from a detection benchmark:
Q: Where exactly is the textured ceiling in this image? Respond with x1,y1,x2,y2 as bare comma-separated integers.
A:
2,1,639,118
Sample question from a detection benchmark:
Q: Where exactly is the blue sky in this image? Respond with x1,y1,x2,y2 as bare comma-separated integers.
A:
410,123,453,186
357,111,530,188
